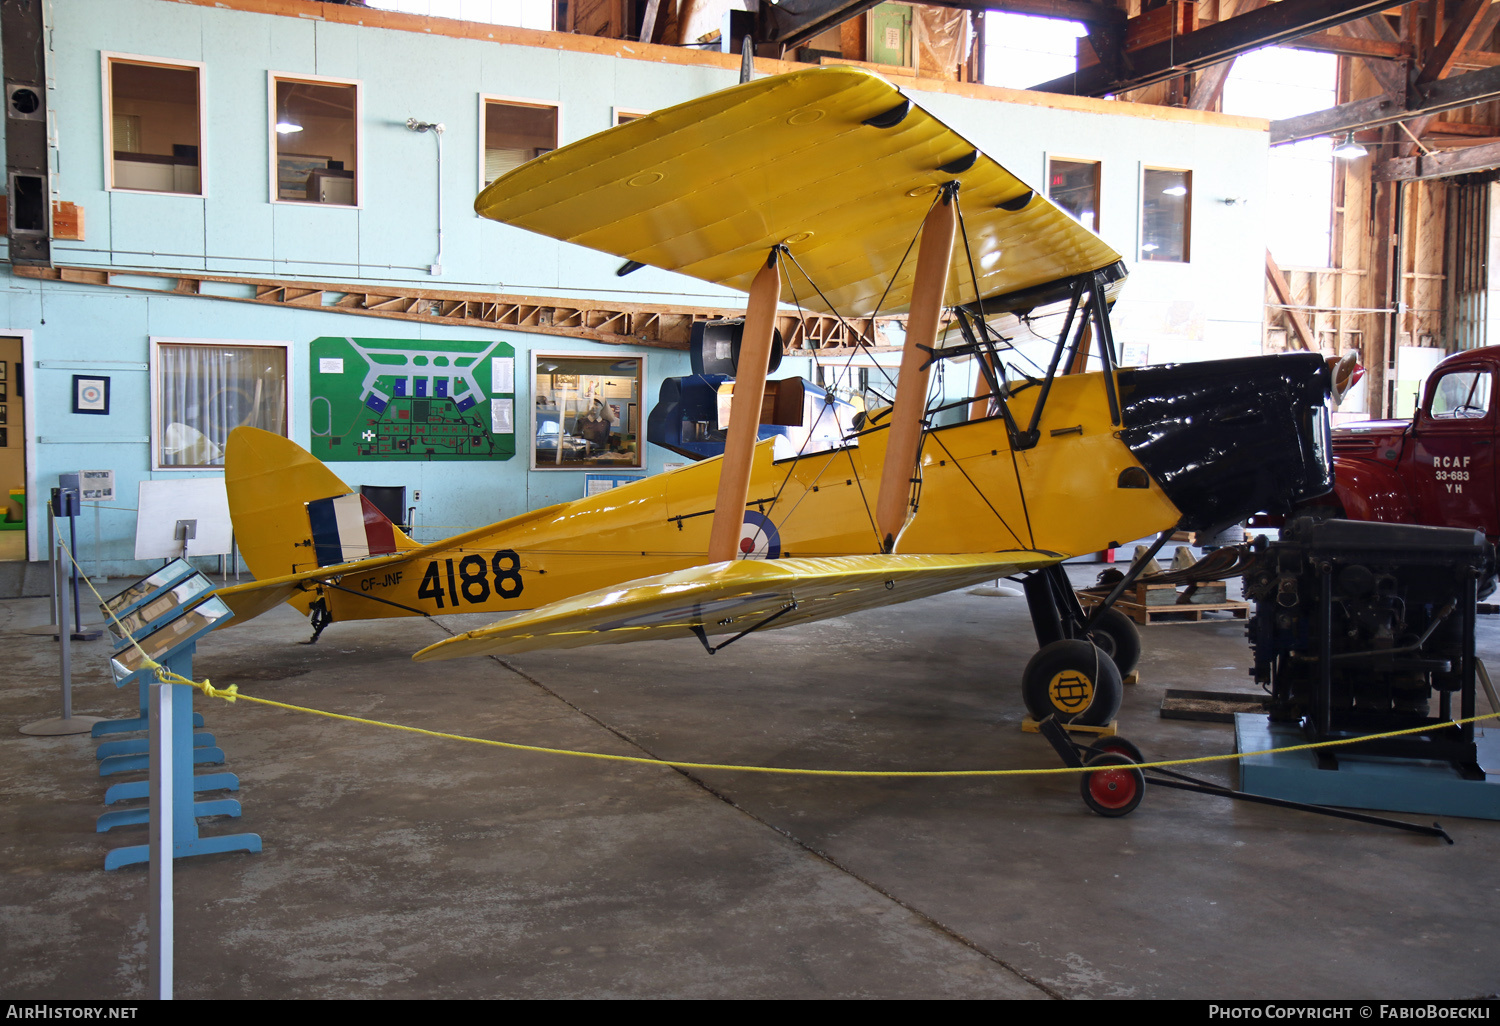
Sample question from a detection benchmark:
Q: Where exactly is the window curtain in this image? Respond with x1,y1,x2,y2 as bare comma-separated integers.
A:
157,345,287,467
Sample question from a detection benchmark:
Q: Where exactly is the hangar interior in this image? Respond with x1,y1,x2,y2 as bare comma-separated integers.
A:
2,0,1499,1002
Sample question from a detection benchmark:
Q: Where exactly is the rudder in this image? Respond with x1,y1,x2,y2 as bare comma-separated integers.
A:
224,427,416,588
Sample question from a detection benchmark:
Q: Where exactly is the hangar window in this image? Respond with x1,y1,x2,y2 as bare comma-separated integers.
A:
1047,157,1100,233
482,98,558,188
533,354,642,470
615,108,646,126
151,339,290,470
271,75,360,205
1140,167,1191,263
104,55,204,195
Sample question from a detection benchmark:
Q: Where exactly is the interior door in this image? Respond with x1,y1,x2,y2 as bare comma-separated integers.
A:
0,336,26,560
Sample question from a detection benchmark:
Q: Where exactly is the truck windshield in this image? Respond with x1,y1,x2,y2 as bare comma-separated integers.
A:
1430,371,1492,420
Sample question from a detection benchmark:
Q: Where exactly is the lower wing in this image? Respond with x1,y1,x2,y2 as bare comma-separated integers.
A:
412,550,1063,661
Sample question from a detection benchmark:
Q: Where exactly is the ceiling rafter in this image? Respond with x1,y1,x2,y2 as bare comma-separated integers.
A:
1027,0,1407,97
11,265,903,353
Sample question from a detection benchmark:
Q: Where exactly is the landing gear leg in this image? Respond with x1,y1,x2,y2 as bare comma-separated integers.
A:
304,598,333,645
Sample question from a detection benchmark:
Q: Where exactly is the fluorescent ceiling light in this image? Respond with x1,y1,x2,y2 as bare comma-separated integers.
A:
275,121,303,134
1162,185,1188,197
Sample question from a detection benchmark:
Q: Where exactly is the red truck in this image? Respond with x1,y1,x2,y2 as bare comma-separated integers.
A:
1321,346,1500,541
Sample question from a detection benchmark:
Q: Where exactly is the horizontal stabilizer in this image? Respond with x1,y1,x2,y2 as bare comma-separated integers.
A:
211,551,413,625
411,550,1062,661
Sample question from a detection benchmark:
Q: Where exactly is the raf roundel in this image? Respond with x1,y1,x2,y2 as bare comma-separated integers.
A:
738,510,781,560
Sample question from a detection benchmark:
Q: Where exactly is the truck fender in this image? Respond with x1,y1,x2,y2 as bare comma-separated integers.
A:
1331,458,1416,524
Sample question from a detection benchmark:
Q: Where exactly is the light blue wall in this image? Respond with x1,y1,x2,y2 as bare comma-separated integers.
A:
3,0,1270,575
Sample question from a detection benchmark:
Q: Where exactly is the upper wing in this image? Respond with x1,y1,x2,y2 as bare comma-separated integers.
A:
474,66,1122,318
412,550,1062,661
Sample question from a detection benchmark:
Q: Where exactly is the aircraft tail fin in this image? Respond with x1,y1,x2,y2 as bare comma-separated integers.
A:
224,427,417,586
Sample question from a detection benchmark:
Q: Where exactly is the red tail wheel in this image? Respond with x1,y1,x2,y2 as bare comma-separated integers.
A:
1080,752,1144,817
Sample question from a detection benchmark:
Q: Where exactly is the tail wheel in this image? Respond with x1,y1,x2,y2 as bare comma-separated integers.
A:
1021,639,1123,726
1080,752,1144,817
1083,606,1141,679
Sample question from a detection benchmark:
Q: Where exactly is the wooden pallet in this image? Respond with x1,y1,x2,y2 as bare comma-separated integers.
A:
1108,597,1249,626
1021,717,1117,737
1079,589,1249,626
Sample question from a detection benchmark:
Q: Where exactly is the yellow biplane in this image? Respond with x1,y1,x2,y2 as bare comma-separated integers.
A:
215,67,1333,724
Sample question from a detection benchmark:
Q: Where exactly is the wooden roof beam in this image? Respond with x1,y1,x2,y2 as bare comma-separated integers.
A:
1188,0,1267,111
1373,136,1500,180
1271,60,1500,144
1029,0,1407,97
1398,0,1500,155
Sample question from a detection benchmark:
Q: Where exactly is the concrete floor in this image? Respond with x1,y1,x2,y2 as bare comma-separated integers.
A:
2,570,1498,1000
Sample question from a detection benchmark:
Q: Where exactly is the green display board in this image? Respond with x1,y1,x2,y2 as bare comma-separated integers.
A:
309,336,517,462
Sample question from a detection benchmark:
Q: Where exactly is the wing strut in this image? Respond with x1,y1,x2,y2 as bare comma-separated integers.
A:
873,181,959,553
689,600,799,654
707,247,785,563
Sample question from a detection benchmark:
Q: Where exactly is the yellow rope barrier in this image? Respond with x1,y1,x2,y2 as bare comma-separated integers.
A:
59,542,1500,779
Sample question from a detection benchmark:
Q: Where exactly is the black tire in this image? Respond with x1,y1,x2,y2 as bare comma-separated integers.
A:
1080,752,1145,817
1086,736,1144,764
1083,606,1142,679
1021,639,1123,726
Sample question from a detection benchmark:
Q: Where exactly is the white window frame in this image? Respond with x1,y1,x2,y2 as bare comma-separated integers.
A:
530,350,645,472
613,106,649,126
149,337,293,472
268,71,363,208
478,93,562,195
101,51,208,198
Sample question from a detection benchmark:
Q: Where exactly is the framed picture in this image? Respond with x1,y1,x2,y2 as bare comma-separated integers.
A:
73,374,110,415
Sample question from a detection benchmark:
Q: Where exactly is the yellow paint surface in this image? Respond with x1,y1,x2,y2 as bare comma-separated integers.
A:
475,66,1123,317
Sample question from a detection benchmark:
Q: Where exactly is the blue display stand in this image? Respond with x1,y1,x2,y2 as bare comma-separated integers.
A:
92,562,206,738
89,577,257,869
91,676,205,737
103,684,260,870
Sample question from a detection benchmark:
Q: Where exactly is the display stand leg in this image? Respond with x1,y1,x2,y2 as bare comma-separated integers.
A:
104,772,239,805
65,517,101,641
97,731,218,763
99,743,226,777
105,684,260,870
19,536,101,736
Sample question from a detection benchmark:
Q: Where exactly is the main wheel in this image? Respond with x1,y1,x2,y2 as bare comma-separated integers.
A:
1082,606,1141,679
1080,752,1144,817
1020,639,1123,726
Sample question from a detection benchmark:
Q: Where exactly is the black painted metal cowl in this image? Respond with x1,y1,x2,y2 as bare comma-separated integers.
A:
1117,353,1334,533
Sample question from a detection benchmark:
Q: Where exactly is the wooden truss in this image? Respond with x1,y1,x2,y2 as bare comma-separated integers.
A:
12,265,901,354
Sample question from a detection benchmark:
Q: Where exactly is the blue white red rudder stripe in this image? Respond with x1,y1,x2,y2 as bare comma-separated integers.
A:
305,493,398,567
